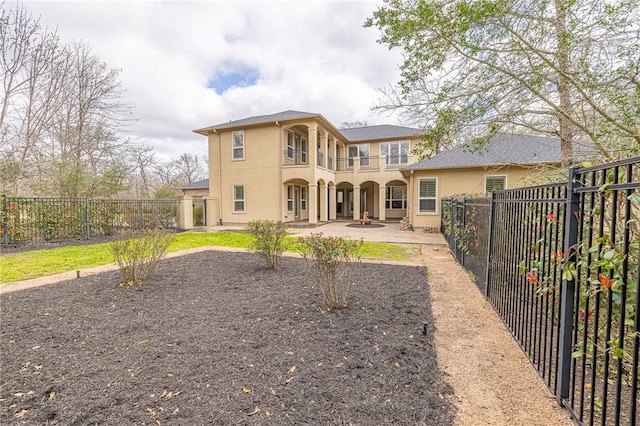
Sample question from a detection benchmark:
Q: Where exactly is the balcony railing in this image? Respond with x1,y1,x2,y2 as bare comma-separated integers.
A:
384,154,412,167
283,149,308,166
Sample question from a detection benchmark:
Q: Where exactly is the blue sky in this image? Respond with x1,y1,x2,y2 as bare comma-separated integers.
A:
19,0,404,160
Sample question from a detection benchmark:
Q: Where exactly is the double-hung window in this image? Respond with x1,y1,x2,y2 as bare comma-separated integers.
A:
301,186,307,210
287,185,294,211
385,186,407,210
347,144,370,167
485,175,506,193
418,178,437,213
233,184,245,212
286,131,294,159
232,131,244,160
300,138,308,164
381,141,410,165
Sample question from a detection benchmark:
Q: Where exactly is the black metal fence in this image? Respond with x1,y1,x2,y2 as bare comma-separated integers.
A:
442,156,640,426
441,197,491,293
1,196,179,248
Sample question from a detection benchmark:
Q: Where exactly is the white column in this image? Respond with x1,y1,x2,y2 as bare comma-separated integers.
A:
178,195,193,230
319,184,328,222
308,127,318,169
329,186,337,220
378,185,387,221
309,183,318,224
353,186,361,221
319,134,328,168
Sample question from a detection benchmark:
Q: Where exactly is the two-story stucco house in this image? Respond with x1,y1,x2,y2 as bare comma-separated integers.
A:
189,110,421,227
185,110,578,231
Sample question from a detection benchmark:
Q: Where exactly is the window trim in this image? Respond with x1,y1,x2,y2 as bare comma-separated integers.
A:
232,131,244,160
286,131,294,159
347,143,370,167
381,141,410,165
385,186,407,210
287,184,294,212
485,175,507,193
418,177,438,214
233,184,245,213
301,186,307,211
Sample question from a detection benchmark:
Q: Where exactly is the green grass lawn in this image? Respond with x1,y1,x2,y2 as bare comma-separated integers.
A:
0,232,421,284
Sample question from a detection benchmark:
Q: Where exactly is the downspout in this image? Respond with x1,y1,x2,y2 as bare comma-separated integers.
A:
278,122,283,222
216,130,223,225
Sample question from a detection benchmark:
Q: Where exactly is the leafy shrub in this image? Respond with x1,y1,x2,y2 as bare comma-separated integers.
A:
247,220,289,269
298,233,363,309
193,205,204,226
109,228,175,286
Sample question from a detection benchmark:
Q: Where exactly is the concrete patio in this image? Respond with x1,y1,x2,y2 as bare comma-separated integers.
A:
210,220,447,245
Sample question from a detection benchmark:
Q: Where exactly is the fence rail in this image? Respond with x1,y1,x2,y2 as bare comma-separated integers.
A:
1,196,179,248
442,156,640,426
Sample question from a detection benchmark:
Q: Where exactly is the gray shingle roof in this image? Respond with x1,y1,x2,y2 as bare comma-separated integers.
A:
195,110,319,133
181,178,209,189
340,124,421,141
404,133,592,170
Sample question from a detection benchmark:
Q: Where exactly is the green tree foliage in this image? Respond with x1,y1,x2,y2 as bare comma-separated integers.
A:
366,0,640,164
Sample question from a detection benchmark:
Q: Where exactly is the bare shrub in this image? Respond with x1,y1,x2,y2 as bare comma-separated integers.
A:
299,233,363,309
109,228,175,286
247,220,289,269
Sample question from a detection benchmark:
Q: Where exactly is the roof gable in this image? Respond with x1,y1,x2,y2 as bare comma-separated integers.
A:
181,178,209,189
194,110,319,133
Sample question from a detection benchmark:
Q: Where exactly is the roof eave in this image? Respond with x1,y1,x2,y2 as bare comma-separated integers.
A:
403,160,560,172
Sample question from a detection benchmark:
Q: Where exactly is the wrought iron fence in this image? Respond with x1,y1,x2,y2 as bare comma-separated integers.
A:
443,155,640,426
441,197,491,293
1,196,179,248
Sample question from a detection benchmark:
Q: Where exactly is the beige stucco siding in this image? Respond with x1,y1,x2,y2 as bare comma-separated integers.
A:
409,165,544,228
210,126,283,224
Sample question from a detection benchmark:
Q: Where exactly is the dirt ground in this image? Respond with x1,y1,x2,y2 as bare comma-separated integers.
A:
1,251,454,425
0,244,576,425
419,245,574,426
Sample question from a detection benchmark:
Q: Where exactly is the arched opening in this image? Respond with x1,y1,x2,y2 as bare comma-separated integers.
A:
283,178,310,223
335,181,354,219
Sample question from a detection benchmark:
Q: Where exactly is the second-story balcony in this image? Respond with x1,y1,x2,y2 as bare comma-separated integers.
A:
335,154,415,172
283,149,308,166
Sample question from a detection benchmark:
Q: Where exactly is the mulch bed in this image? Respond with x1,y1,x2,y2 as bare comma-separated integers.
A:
0,251,455,425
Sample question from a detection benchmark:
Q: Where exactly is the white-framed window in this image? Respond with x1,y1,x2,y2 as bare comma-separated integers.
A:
418,178,437,213
233,184,245,212
347,144,370,167
300,137,308,164
287,185,294,211
485,175,506,193
232,131,244,160
286,131,294,159
385,186,407,210
381,141,410,165
301,186,307,211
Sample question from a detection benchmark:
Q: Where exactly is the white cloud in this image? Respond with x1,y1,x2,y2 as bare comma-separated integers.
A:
19,0,405,160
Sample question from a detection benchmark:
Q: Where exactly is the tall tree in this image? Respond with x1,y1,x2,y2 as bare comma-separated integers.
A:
1,2,133,197
366,0,640,164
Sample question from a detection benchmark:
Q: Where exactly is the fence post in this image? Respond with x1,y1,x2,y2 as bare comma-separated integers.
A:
451,201,457,260
485,191,497,298
461,198,467,267
85,198,90,240
557,165,581,404
2,195,7,249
